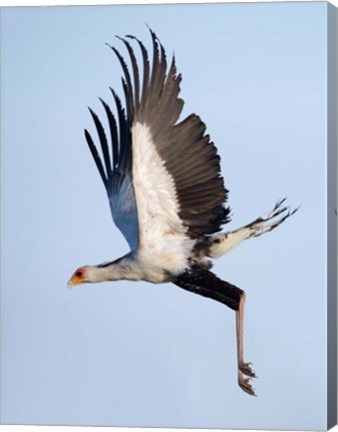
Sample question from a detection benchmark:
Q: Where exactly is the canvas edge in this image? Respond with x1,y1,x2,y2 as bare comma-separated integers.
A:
327,2,338,430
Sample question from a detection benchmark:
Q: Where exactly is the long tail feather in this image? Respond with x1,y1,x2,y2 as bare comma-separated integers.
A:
208,199,299,259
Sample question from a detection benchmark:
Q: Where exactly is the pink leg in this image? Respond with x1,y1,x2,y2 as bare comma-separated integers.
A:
236,292,257,396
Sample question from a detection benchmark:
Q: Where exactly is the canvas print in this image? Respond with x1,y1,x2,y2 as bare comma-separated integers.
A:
1,1,337,430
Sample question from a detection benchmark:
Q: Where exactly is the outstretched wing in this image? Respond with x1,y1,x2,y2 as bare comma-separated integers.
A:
85,30,230,259
118,31,230,245
84,83,139,250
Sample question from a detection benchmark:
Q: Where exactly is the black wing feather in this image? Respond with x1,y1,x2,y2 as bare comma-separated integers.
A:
99,98,119,168
117,37,140,110
84,129,107,187
109,87,131,173
126,35,150,105
88,108,111,179
109,45,134,121
86,29,230,242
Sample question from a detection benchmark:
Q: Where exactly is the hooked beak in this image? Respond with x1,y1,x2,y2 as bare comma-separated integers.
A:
67,276,82,290
67,279,74,290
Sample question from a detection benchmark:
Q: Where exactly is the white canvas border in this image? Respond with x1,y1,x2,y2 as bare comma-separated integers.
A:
0,1,337,432
0,0,337,8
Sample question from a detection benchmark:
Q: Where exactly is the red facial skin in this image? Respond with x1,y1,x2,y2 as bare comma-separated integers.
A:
68,267,87,288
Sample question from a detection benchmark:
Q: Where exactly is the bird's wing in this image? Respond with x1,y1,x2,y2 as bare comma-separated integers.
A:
120,31,230,247
85,31,230,262
85,85,139,250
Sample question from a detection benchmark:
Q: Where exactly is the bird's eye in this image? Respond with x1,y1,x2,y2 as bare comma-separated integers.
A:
76,271,82,278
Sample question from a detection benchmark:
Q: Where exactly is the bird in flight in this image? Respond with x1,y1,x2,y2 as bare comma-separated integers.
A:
68,30,297,396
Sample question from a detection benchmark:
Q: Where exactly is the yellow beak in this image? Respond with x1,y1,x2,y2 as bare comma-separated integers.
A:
67,275,82,289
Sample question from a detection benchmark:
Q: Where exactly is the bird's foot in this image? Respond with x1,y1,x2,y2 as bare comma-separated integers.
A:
238,374,257,396
239,361,256,378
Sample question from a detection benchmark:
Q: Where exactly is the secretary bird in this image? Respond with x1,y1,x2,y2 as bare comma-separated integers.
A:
68,30,297,396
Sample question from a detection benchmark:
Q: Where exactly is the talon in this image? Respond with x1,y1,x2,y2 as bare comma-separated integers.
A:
239,376,257,396
239,362,256,378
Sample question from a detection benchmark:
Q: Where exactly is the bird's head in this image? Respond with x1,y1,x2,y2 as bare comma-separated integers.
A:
67,259,128,288
67,266,89,289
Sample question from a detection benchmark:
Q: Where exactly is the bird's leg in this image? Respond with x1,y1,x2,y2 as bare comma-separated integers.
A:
236,291,257,396
174,266,256,396
212,279,257,396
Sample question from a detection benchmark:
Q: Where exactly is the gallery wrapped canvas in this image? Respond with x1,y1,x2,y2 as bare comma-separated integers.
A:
1,1,337,430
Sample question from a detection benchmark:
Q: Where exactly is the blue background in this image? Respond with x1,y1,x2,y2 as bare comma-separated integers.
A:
1,2,328,429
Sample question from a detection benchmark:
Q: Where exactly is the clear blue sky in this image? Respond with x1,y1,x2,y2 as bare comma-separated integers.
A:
1,2,328,429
